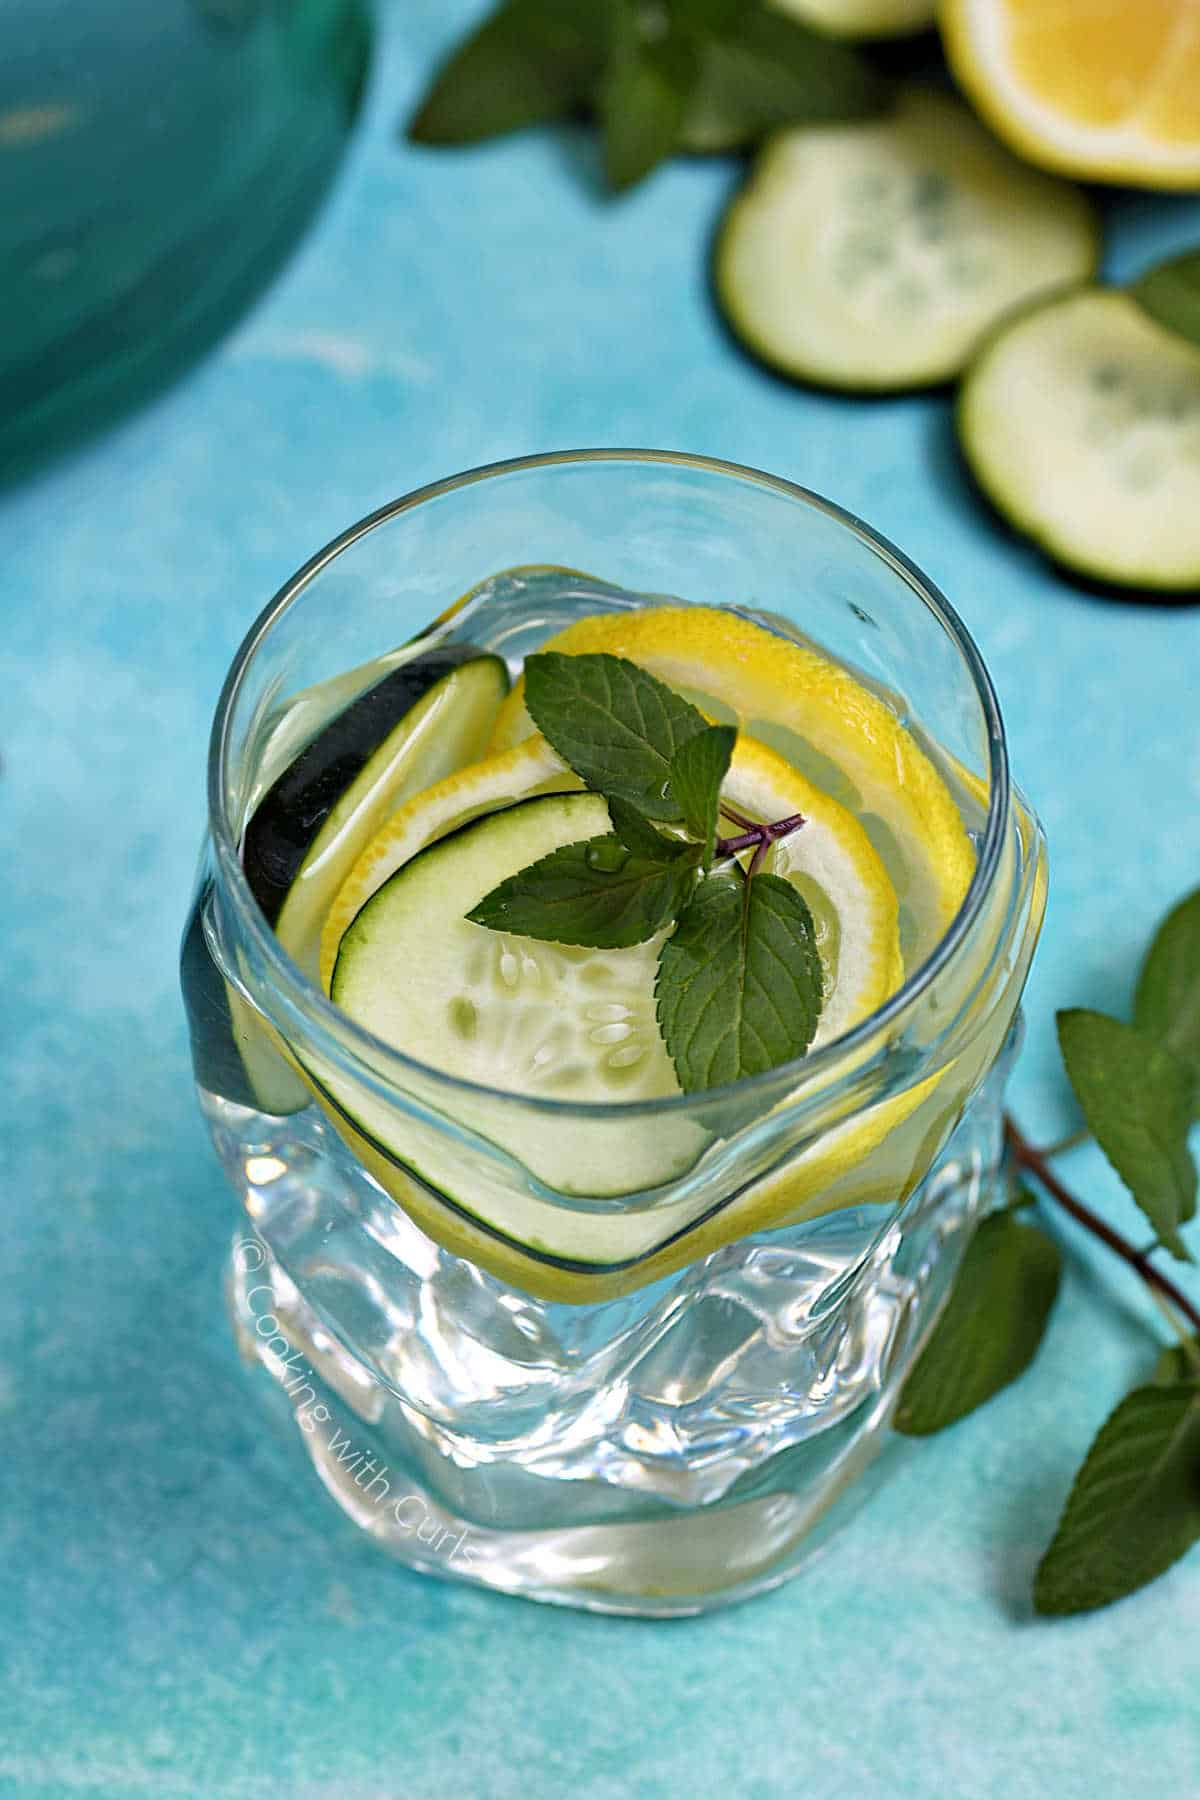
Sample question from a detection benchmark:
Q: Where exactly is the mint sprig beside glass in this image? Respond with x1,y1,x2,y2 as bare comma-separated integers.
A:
899,887,1200,1617
468,651,823,1088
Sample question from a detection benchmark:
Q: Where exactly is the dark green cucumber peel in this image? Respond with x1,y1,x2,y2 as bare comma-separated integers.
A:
242,644,488,925
185,642,500,1115
303,1056,767,1277
180,884,263,1112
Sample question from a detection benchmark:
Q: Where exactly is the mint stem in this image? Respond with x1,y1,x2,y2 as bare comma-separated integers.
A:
715,809,807,873
1006,1116,1200,1338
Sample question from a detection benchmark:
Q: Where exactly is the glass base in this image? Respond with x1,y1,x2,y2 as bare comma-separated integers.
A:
214,1028,1016,1616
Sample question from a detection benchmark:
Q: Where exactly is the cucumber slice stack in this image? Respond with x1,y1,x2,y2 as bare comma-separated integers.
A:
958,289,1200,592
716,90,1098,393
244,648,509,979
184,643,509,1115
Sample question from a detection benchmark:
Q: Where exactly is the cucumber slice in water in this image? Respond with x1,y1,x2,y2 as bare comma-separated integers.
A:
243,648,509,979
958,287,1200,592
330,792,711,1208
185,647,508,1116
715,89,1099,392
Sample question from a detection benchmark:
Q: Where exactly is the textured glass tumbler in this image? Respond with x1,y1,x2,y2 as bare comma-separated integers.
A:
183,452,1046,1614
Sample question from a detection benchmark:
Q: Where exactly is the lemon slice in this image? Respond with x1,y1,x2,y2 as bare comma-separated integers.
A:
318,734,576,993
942,0,1200,189
487,605,975,964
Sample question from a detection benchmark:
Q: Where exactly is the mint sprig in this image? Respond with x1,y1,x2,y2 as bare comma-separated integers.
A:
469,650,820,1089
899,882,1200,1618
408,0,888,191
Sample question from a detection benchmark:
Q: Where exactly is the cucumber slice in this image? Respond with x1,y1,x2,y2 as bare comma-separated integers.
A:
243,648,509,979
715,89,1099,393
770,0,934,41
330,792,710,1204
958,287,1200,593
185,646,508,1117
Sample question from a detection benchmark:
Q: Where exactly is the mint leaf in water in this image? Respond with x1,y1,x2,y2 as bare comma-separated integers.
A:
680,6,888,152
524,651,708,821
1056,1009,1196,1261
1034,1382,1200,1615
656,867,823,1091
668,724,737,869
895,1205,1062,1437
1130,249,1200,352
1134,886,1200,1117
601,1,698,192
468,833,698,948
407,0,606,145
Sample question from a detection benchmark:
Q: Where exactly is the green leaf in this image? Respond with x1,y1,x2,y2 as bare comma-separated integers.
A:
894,1208,1061,1437
1056,1009,1196,1262
1034,1382,1200,1615
1134,886,1200,1117
468,833,697,948
656,867,823,1091
524,651,708,821
1153,1337,1200,1386
668,724,737,869
407,0,607,145
600,1,698,190
1130,249,1200,352
680,6,889,152
606,795,693,861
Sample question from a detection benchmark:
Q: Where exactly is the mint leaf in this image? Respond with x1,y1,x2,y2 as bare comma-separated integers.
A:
1034,1382,1200,1615
680,6,888,152
524,652,708,821
407,0,606,145
668,724,736,869
1153,1338,1200,1386
656,867,822,1091
1056,1009,1196,1262
1130,249,1200,352
606,795,692,861
895,1207,1061,1436
601,1,698,191
1134,886,1200,1117
468,833,697,948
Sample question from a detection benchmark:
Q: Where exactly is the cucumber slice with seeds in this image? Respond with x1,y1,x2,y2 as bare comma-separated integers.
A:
715,89,1099,393
958,287,1200,593
331,791,710,1206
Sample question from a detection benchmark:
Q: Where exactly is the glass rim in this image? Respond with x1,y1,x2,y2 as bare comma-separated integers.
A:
207,447,1012,1118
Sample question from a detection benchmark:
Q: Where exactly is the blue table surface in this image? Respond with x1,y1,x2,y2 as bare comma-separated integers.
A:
4,4,1200,1795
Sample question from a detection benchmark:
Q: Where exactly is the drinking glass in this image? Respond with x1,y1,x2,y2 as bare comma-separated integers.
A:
183,451,1046,1614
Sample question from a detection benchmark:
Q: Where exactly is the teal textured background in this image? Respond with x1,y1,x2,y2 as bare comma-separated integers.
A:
3,5,1200,1794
